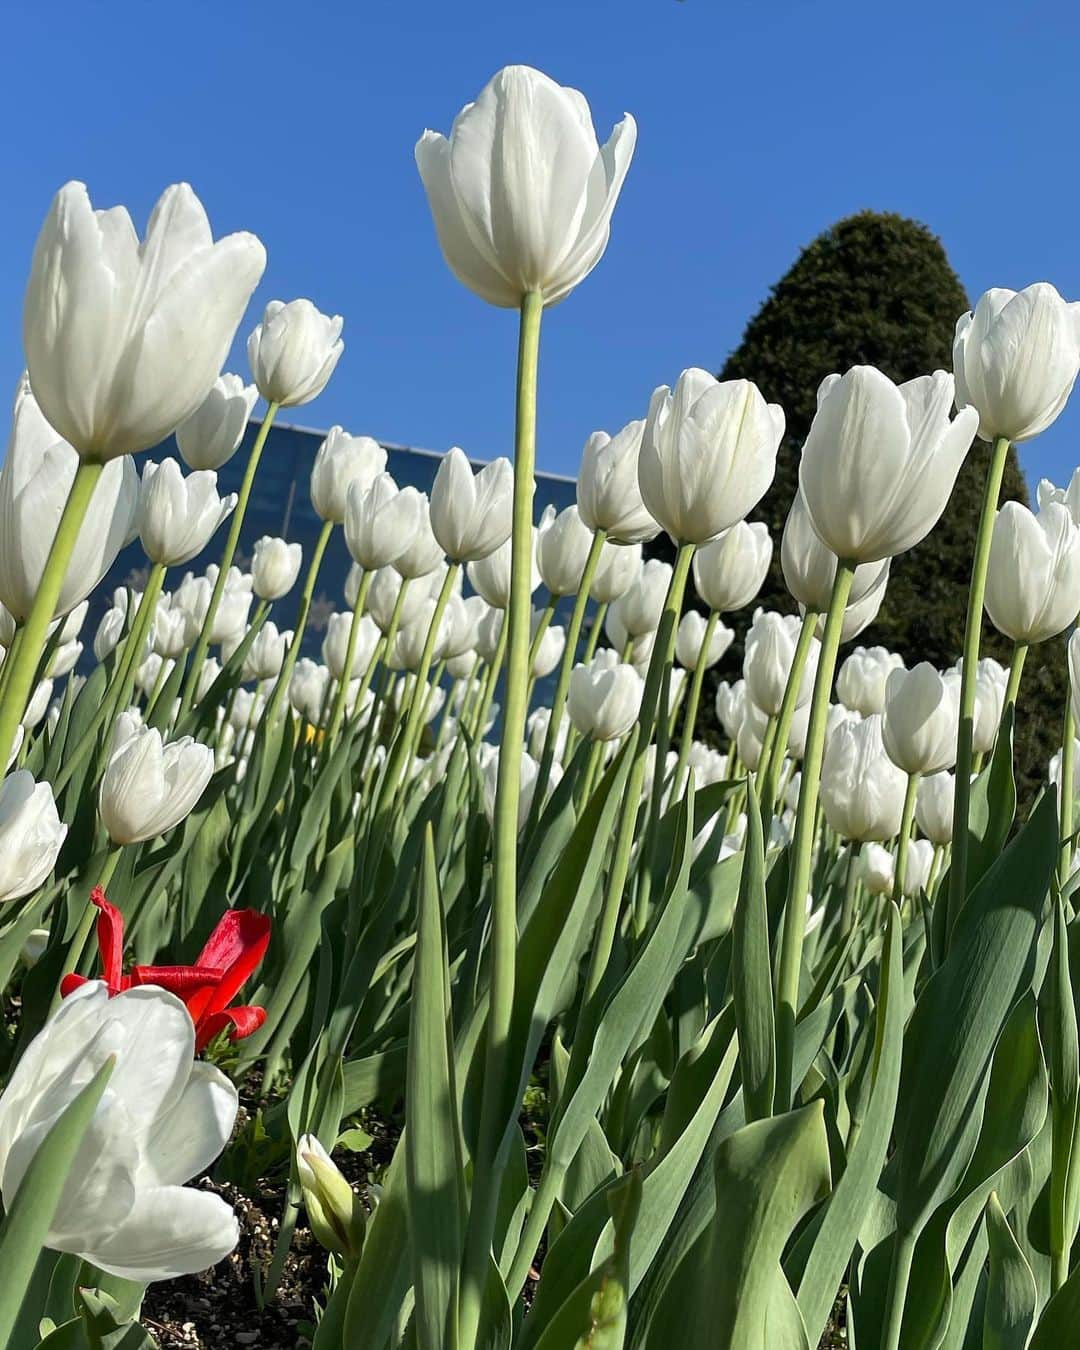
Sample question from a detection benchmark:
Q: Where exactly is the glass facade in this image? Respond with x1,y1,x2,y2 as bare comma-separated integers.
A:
95,421,578,658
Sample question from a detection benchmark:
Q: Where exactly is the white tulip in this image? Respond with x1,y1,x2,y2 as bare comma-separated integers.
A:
590,540,642,604
175,374,258,471
430,448,513,563
639,370,783,545
467,515,544,610
860,842,895,896
289,658,331,725
781,489,890,614
415,65,635,308
247,299,343,407
675,612,734,670
821,715,907,842
22,680,53,731
310,428,387,524
244,622,291,682
607,558,671,639
392,497,444,580
137,459,236,567
915,770,955,846
954,284,1080,443
251,536,302,601
799,367,978,563
577,421,658,544
945,657,1008,755
531,621,565,680
0,772,67,902
692,522,773,614
479,747,561,833
743,611,820,716
714,679,747,742
537,505,594,596
204,566,253,646
836,647,906,716
0,981,239,1280
346,474,424,573
567,650,643,741
24,182,265,460
99,725,213,844
984,501,1080,643
48,640,82,679
323,611,380,681
882,663,959,776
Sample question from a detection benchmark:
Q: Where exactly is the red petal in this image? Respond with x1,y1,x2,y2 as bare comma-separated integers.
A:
89,888,126,992
186,911,270,1025
130,964,224,996
194,1004,267,1053
59,973,90,998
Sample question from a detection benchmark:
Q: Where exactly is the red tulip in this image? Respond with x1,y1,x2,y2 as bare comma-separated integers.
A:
61,888,270,1052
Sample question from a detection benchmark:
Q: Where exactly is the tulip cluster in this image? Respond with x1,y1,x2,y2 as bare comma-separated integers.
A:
1,57,1080,1350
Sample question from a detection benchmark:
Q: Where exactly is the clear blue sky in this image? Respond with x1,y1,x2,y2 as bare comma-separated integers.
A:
3,0,1078,488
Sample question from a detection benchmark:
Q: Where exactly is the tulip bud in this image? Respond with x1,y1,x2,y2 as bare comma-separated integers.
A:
820,714,907,842
715,679,747,742
836,647,905,716
99,724,213,844
945,657,1008,756
531,620,565,680
902,838,935,897
743,611,820,717
737,700,768,771
639,371,783,545
536,505,594,597
19,927,50,968
468,516,544,611
176,374,258,471
954,284,1080,444
567,650,643,741
345,474,424,573
675,612,733,670
247,299,344,407
430,448,513,563
590,540,641,604
983,501,1080,643
368,564,431,634
577,421,658,544
323,611,380,681
205,566,254,646
252,536,302,601
799,367,978,564
692,522,772,614
0,771,67,902
915,769,955,846
24,182,265,460
137,459,236,567
47,639,82,679
245,621,291,682
882,663,959,776
289,658,331,725
479,747,560,832
607,559,671,639
296,1134,367,1261
415,65,635,308
781,490,890,614
393,499,444,580
22,679,53,730
859,842,895,896
311,428,387,524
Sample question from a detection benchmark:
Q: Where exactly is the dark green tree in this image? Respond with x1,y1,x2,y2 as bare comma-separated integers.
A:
669,211,1064,800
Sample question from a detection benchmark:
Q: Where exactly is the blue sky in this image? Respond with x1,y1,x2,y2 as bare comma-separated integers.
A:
3,0,1078,487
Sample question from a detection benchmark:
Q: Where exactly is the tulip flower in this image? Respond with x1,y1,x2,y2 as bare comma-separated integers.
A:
346,474,424,573
479,747,561,833
567,651,643,741
93,607,125,661
639,370,783,545
692,521,773,614
1039,468,1080,524
137,459,237,567
0,771,67,902
954,284,1080,444
943,657,1008,756
204,565,253,646
23,182,265,461
61,888,269,1051
901,838,935,898
881,663,959,776
468,516,545,610
367,564,433,634
297,1134,367,1260
675,611,733,670
22,679,53,731
537,505,595,596
576,421,658,544
820,714,907,842
799,367,978,563
983,501,1080,644
590,539,642,605
531,621,565,680
290,658,331,725
324,611,380,681
836,646,906,716
0,378,139,622
781,490,890,614
743,611,820,717
310,427,387,524
245,621,291,681
715,679,747,742
915,769,955,846
152,597,195,659
252,536,303,601
99,723,214,845
415,64,636,308
430,448,514,563
247,299,344,407
0,980,240,1280
392,498,445,579
859,842,895,896
176,374,258,471
607,558,672,640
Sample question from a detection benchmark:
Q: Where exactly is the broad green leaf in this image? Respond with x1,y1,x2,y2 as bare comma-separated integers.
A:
984,1192,1037,1350
731,775,773,1122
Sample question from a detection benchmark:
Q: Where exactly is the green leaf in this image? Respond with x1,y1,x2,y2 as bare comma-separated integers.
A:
0,1058,114,1347
984,1192,1037,1350
1048,897,1080,1285
406,825,465,1350
731,775,774,1122
1028,1254,1080,1347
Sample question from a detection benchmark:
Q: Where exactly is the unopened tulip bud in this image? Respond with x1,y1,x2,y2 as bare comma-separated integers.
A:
836,647,905,717
743,611,819,717
607,559,671,639
859,842,895,896
692,522,772,615
311,428,386,524
984,501,1080,644
0,771,67,901
537,505,595,597
577,421,658,544
176,374,258,471
138,459,236,567
430,448,513,563
245,622,291,682
99,725,213,844
252,536,302,601
675,612,733,670
590,540,641,604
247,299,343,407
567,650,643,741
297,1134,367,1261
882,663,959,776
915,770,954,846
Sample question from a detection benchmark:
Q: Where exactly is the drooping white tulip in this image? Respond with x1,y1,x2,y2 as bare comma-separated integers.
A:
24,182,265,460
247,300,343,407
175,374,258,471
415,65,636,308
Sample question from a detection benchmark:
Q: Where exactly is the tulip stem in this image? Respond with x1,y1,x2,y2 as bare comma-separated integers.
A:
761,608,819,811
882,1231,917,1350
180,402,280,717
582,601,607,665
1059,700,1076,886
531,530,606,825
0,460,103,770
0,626,22,708
892,773,920,903
459,290,542,1350
774,558,856,1113
840,843,861,937
471,613,508,740
325,570,372,745
1004,640,1028,717
672,610,718,800
264,519,334,730
947,433,1011,934
52,845,123,1009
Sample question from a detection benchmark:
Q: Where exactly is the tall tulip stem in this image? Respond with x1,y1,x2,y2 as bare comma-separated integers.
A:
672,609,718,800
181,401,280,716
947,434,1010,928
1059,700,1076,885
325,570,372,745
892,772,920,903
761,608,819,811
265,519,334,729
774,558,856,1112
459,290,542,1350
1004,640,1028,716
0,459,103,769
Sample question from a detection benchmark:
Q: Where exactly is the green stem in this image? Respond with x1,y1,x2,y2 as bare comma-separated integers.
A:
761,609,819,811
471,618,508,740
581,601,607,665
0,461,103,768
840,843,861,937
774,559,856,1112
882,1231,917,1350
325,570,373,744
892,773,920,903
1004,640,1028,717
459,290,543,1350
0,625,23,708
947,433,1011,931
1060,700,1076,886
671,610,717,800
52,845,123,1009
180,402,279,715
264,519,334,729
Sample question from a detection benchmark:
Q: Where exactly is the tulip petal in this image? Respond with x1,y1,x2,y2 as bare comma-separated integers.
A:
77,1183,239,1283
142,1062,237,1187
